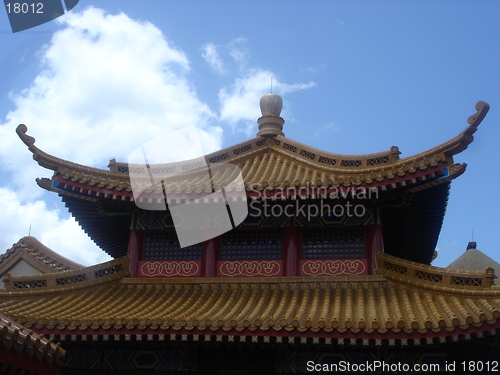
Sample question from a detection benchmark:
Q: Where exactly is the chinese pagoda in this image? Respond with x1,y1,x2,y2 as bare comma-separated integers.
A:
0,97,498,373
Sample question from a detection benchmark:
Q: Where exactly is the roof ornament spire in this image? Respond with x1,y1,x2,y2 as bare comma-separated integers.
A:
256,93,285,137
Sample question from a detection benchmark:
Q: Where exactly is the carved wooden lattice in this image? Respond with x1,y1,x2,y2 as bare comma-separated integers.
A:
56,274,87,286
367,155,390,165
414,270,443,283
232,145,252,155
302,227,365,259
451,276,483,287
340,160,362,167
208,152,230,163
181,161,204,171
94,264,123,278
150,166,176,174
144,231,202,260
13,279,47,289
299,149,316,160
283,143,298,153
383,261,408,275
318,156,337,166
221,229,282,260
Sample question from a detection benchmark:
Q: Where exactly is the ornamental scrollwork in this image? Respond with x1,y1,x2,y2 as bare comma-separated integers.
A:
141,261,199,277
219,261,281,277
302,260,365,276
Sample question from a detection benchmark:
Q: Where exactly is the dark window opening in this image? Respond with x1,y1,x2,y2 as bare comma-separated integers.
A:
302,227,365,259
221,229,282,260
144,231,202,260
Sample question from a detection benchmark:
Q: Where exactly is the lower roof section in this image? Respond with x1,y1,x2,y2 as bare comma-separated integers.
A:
0,254,499,344
0,312,65,374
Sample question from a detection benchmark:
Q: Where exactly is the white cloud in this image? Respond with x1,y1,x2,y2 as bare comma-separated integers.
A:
0,7,223,262
313,121,340,137
0,188,110,266
218,68,315,136
228,37,249,69
201,42,226,75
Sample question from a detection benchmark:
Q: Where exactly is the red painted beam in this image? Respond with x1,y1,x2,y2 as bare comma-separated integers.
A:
127,230,143,277
367,225,384,274
283,226,299,276
0,349,58,375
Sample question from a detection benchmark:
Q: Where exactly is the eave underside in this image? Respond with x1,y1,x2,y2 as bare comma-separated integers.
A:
382,181,451,264
61,195,130,258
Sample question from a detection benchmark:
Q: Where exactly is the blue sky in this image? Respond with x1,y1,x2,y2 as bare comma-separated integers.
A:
0,1,498,267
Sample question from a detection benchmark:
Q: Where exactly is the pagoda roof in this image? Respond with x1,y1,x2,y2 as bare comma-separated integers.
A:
0,237,84,279
17,101,489,197
15,101,489,261
1,253,499,345
0,312,65,372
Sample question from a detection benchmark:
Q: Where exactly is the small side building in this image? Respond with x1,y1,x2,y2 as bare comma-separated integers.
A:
0,236,84,288
448,243,500,285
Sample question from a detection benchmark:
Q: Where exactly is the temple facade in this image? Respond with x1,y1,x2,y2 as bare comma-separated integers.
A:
0,98,498,374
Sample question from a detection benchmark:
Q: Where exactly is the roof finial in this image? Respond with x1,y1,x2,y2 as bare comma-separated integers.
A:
271,76,273,94
466,230,477,250
256,92,285,137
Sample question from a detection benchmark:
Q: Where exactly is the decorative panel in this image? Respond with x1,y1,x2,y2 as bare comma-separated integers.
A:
138,260,202,277
299,259,367,276
217,260,283,277
63,348,196,371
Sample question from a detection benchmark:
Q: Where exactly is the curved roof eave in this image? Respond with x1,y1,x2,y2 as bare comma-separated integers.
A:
16,101,489,189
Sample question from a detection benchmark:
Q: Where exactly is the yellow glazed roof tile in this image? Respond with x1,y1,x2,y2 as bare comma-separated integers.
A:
0,312,65,366
15,102,489,194
0,253,499,340
1,277,500,337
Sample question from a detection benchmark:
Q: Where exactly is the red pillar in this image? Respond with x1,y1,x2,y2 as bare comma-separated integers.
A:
127,229,144,277
283,226,300,276
367,225,384,274
203,237,218,277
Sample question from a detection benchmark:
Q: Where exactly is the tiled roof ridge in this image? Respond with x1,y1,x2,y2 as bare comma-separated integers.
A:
16,101,489,184
2,275,500,337
1,254,499,338
0,312,65,366
0,256,130,296
376,253,498,295
0,236,84,272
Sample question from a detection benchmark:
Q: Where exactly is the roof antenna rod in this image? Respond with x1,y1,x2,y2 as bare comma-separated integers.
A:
271,76,273,93
28,223,31,236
